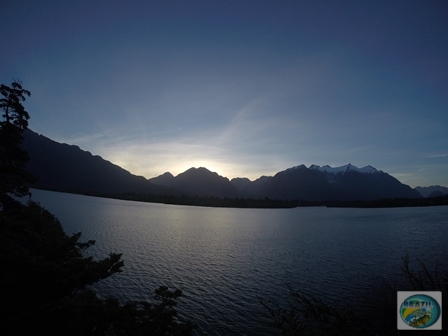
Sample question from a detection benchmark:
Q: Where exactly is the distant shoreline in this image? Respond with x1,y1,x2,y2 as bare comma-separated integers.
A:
31,188,448,209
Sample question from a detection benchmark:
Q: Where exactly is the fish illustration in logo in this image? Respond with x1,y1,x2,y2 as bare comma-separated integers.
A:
408,309,432,328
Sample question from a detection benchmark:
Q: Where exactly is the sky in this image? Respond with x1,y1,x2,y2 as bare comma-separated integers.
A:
1,0,447,187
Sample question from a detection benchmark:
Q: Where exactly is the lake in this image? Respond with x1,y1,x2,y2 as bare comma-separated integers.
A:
30,189,448,335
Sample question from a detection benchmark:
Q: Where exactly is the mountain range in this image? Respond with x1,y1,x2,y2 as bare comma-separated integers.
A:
415,185,448,198
21,130,179,197
149,168,240,198
228,164,420,201
22,129,445,205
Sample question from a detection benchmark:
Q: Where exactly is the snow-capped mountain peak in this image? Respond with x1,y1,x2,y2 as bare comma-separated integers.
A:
309,163,378,174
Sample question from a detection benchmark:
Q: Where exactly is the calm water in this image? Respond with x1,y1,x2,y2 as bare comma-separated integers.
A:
31,189,448,335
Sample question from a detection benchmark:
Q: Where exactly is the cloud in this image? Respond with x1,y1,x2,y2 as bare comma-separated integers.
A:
427,153,448,159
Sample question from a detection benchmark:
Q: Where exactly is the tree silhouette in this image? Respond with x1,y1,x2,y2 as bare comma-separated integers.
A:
0,80,30,128
0,79,195,335
0,80,35,201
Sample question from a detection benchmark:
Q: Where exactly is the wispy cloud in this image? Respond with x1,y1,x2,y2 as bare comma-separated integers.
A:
427,153,448,159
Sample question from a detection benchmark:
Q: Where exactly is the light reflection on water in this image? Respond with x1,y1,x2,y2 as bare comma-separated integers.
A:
31,189,448,335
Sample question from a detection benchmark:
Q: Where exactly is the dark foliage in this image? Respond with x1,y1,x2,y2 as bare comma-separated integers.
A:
399,254,448,292
0,200,195,336
0,80,36,200
0,80,30,130
260,255,447,335
259,286,368,336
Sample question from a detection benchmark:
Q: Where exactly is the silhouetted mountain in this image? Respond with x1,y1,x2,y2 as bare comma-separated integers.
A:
150,172,175,186
427,190,446,198
21,130,424,205
323,167,421,201
231,176,271,198
258,165,331,201
230,177,251,191
415,185,448,198
22,130,180,196
233,164,420,201
150,167,241,198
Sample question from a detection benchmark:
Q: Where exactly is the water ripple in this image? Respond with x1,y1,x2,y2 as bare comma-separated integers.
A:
31,190,448,335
